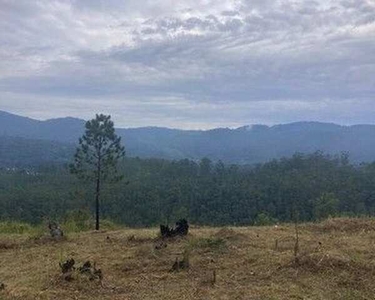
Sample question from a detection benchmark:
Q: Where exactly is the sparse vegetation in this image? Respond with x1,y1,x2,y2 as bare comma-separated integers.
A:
0,218,120,236
1,218,375,299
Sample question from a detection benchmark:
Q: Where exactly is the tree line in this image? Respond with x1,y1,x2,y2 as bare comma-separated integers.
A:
1,151,375,226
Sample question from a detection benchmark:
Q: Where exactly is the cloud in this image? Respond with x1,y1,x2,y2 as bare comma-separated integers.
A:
0,0,374,128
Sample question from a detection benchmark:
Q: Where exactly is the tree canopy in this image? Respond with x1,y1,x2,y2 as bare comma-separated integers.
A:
2,152,375,227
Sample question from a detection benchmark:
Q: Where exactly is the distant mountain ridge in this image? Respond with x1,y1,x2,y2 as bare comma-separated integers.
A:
0,110,85,143
1,110,375,166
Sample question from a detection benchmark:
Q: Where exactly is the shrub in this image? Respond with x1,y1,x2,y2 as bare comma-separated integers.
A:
61,210,93,232
254,212,277,226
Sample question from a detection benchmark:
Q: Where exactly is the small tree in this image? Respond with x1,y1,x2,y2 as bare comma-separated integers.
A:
313,192,339,220
70,114,125,230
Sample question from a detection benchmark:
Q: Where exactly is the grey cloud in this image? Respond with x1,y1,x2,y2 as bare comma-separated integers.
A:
0,0,374,128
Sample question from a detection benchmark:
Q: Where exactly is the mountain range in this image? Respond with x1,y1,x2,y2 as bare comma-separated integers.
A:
1,110,375,166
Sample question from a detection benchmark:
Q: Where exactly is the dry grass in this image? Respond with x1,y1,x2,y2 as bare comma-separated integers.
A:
1,218,375,299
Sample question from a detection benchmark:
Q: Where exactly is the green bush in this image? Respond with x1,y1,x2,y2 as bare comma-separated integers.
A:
313,192,339,220
61,210,121,232
254,212,277,226
61,210,93,232
99,219,121,230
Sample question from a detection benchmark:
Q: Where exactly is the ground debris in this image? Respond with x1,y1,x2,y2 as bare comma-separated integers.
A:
59,258,75,281
59,259,103,282
79,261,103,281
304,217,375,234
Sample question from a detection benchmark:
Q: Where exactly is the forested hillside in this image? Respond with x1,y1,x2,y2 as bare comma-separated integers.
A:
0,136,74,167
1,152,375,226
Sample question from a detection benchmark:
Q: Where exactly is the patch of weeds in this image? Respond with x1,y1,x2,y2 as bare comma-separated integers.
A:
0,240,18,250
0,221,36,235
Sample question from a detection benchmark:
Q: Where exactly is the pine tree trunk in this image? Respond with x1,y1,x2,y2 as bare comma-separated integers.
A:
95,175,100,230
95,162,101,231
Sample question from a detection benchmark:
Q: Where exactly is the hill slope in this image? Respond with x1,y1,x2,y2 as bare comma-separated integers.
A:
1,218,375,299
2,110,375,165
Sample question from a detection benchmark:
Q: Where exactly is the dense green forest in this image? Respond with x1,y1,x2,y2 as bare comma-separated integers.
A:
1,152,375,226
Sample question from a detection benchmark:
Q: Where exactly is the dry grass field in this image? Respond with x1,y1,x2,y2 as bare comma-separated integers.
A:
1,218,375,300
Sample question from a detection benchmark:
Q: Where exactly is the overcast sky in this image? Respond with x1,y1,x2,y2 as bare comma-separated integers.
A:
0,0,374,129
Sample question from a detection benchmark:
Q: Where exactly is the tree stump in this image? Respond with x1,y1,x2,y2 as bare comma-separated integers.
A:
160,219,189,238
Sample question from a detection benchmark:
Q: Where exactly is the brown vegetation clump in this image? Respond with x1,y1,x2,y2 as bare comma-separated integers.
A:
291,252,369,273
0,240,18,250
31,234,67,246
305,217,375,234
213,227,246,241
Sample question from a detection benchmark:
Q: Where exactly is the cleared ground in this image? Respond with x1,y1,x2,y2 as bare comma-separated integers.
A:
1,218,375,300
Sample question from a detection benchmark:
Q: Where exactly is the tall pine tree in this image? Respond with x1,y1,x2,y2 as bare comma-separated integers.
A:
70,114,125,230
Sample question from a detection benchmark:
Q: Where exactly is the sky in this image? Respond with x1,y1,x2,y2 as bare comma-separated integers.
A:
0,0,374,129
